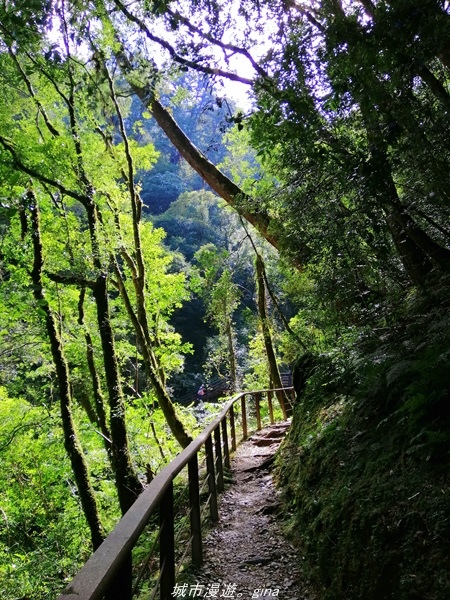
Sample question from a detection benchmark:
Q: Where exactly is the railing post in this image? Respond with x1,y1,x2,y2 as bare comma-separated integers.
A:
104,555,132,600
214,426,224,492
188,454,203,566
204,435,219,522
160,481,175,600
241,394,248,440
221,418,230,471
229,405,236,451
255,392,262,430
267,390,275,424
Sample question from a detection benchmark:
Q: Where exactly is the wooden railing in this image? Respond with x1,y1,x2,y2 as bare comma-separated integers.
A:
57,387,294,600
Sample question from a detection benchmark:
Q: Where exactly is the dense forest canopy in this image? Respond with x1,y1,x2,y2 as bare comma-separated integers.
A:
1,0,450,598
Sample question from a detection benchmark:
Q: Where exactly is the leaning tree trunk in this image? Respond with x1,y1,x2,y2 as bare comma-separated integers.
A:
112,260,193,449
28,191,104,550
110,43,279,252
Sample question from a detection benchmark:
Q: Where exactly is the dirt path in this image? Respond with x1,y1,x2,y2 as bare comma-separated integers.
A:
180,422,316,600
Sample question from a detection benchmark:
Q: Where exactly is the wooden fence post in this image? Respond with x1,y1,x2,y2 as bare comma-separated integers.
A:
159,481,175,600
229,405,236,451
276,389,288,420
214,426,224,492
204,435,219,522
241,394,248,440
255,392,262,430
188,454,203,566
267,390,274,424
221,418,230,471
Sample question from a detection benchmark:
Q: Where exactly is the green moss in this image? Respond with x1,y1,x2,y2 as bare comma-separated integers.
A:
275,373,450,600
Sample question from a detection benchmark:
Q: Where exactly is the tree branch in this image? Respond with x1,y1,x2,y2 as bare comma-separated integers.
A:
111,0,255,85
8,48,61,138
165,7,271,82
0,420,48,452
286,1,326,33
0,136,87,203
46,271,97,288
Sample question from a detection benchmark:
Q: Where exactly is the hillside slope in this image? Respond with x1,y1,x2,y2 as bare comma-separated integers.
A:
276,357,450,600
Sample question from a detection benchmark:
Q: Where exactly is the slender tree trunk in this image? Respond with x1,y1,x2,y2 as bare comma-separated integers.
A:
255,255,290,417
92,274,143,513
243,219,308,350
112,261,192,448
224,316,238,392
63,43,144,514
77,287,113,460
7,45,143,514
103,67,192,449
28,191,104,550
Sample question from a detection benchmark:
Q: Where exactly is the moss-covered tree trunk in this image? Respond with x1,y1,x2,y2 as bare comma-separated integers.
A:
77,287,113,459
105,67,192,449
28,191,104,550
328,3,450,284
65,58,143,511
112,261,192,449
92,273,143,513
255,255,291,417
363,124,450,285
225,314,238,392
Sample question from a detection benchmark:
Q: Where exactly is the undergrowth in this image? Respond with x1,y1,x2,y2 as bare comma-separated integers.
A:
275,286,450,600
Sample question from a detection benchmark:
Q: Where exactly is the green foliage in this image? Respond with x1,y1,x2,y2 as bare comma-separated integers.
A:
153,190,239,261
0,388,94,598
242,330,271,391
1,0,450,596
0,22,199,594
218,126,275,197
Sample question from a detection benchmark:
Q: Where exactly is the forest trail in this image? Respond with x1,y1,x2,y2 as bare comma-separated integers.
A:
178,422,317,600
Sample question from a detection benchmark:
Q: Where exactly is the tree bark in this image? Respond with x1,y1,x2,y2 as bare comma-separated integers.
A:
255,255,291,417
364,124,450,282
147,97,278,249
28,191,104,550
225,316,238,392
77,287,113,460
92,274,144,514
112,261,193,448
104,66,192,449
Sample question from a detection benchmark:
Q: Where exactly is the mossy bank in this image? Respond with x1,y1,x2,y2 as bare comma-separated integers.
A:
276,344,450,600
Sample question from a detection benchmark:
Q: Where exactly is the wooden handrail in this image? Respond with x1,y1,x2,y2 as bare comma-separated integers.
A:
56,387,294,600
